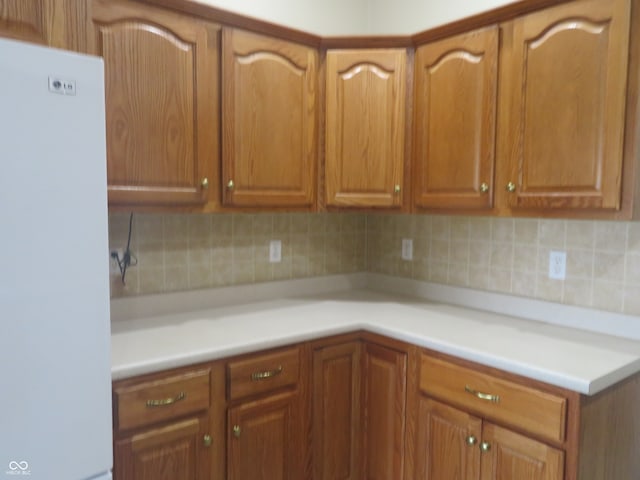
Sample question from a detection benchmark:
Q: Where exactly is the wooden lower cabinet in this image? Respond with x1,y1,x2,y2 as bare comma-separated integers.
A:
114,414,211,480
312,338,409,480
228,392,299,480
416,397,563,480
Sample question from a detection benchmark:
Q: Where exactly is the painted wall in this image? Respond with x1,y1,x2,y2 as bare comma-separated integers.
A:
195,0,515,35
366,0,514,34
194,0,369,35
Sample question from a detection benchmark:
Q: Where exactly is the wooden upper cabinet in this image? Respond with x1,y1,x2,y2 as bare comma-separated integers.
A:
414,27,498,210
497,0,631,211
0,0,87,51
222,29,317,208
88,0,219,207
325,49,407,208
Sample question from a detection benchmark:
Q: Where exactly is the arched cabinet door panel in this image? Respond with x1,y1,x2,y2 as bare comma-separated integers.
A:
325,49,407,208
414,26,498,210
497,0,630,211
222,28,317,208
89,0,219,207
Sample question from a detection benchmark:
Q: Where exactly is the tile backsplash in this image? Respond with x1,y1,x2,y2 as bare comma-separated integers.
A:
108,213,366,297
367,214,640,316
108,211,640,317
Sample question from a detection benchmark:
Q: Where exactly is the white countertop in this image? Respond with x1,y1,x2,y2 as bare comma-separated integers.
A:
111,277,640,395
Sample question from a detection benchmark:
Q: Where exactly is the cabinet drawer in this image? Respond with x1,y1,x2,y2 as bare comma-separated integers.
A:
227,346,300,401
114,369,210,431
420,354,567,442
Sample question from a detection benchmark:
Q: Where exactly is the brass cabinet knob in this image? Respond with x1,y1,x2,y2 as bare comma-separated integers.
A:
203,434,212,447
480,182,489,193
201,177,209,189
480,441,491,452
394,185,401,194
233,425,241,438
227,179,235,190
466,435,477,446
506,182,516,193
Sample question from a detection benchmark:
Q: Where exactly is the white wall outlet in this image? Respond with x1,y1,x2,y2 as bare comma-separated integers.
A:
401,238,413,261
548,250,567,280
269,240,282,263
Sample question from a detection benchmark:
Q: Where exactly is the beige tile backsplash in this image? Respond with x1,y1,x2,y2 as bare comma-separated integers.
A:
108,213,366,297
367,214,640,316
109,211,640,317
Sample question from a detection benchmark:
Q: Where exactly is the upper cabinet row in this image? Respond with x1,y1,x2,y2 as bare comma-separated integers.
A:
415,0,632,217
0,0,637,218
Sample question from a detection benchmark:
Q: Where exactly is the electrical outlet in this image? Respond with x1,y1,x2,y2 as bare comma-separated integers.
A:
548,250,567,280
269,240,282,263
401,238,413,261
110,249,123,275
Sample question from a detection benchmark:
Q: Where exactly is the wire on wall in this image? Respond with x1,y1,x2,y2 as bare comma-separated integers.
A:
111,212,137,285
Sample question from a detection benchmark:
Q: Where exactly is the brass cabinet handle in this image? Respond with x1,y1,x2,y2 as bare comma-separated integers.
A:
465,385,500,403
506,182,516,193
201,177,209,189
203,434,212,447
227,179,235,189
251,365,283,381
145,391,186,408
480,182,489,193
394,184,401,194
233,425,241,438
466,435,477,446
480,441,491,453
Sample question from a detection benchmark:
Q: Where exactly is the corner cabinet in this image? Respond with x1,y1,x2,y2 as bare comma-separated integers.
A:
88,0,220,207
325,49,407,208
496,0,631,212
311,337,409,480
413,26,499,211
222,29,318,208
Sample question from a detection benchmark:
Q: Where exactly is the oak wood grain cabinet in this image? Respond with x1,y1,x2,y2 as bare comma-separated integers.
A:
312,338,409,480
325,49,407,208
226,346,305,480
112,368,213,480
87,0,220,207
496,0,631,213
413,26,499,211
222,28,318,208
0,0,87,51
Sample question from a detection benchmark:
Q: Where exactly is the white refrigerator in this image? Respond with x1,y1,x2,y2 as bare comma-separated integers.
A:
0,39,113,480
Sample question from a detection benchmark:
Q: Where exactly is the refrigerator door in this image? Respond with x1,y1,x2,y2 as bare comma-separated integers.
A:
0,39,112,480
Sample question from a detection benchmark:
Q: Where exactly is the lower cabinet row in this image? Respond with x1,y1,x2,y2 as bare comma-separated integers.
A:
111,333,640,480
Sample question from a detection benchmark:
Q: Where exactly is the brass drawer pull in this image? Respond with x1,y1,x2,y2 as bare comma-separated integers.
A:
465,385,500,403
251,365,283,381
145,391,186,407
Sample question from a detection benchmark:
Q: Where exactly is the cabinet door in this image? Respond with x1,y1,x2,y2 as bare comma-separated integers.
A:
414,27,498,210
228,392,300,480
498,0,630,210
480,423,564,480
312,341,362,480
0,0,86,50
222,29,317,208
416,397,482,480
362,343,407,480
325,49,406,208
114,415,211,480
89,0,219,207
